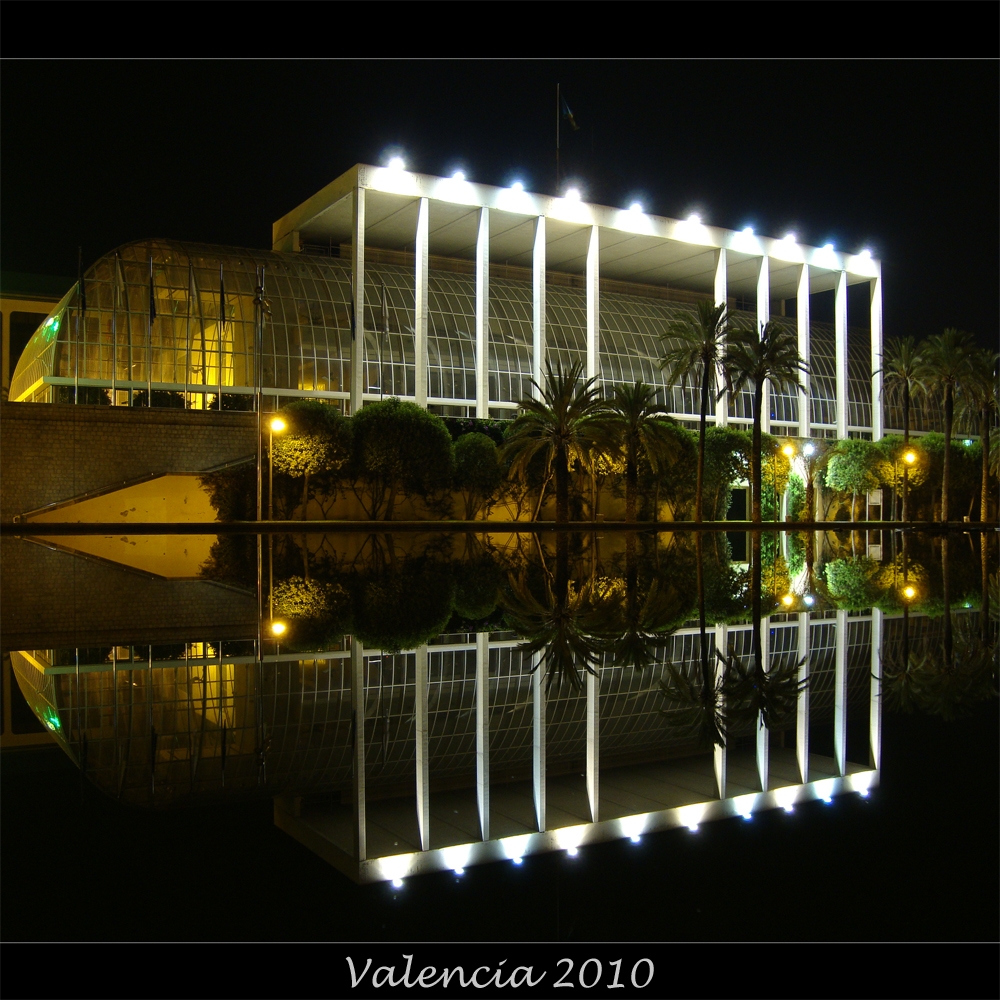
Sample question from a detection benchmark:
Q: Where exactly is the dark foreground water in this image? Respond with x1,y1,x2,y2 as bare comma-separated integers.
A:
2,528,997,957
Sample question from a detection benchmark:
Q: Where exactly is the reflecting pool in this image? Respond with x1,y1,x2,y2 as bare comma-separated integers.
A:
3,526,996,886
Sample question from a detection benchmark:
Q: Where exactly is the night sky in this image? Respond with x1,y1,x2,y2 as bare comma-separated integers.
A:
2,60,997,348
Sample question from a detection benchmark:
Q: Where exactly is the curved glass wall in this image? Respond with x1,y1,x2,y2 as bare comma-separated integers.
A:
9,237,902,437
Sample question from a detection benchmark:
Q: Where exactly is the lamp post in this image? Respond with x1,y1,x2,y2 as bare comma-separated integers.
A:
267,416,286,622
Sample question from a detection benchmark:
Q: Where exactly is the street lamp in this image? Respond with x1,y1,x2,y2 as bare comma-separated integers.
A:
901,449,916,522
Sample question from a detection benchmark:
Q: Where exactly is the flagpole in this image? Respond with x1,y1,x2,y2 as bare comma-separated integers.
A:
147,256,154,406
75,247,84,405
111,261,117,405
556,83,561,192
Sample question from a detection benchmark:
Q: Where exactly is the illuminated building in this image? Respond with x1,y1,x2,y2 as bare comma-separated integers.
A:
9,163,902,439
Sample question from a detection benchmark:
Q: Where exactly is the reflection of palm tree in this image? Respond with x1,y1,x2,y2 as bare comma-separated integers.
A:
723,322,807,523
660,301,730,521
878,337,929,521
605,382,678,522
502,361,613,523
955,350,999,523
922,329,974,521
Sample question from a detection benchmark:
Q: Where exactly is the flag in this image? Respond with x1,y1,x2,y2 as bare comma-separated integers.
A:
561,95,580,131
77,247,87,314
218,264,226,330
148,257,156,325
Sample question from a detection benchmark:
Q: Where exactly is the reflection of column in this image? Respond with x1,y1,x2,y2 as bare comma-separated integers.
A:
714,623,727,798
796,612,810,783
870,270,884,441
586,225,600,383
532,216,546,397
350,188,366,415
350,637,366,861
757,256,770,434
797,264,811,440
834,609,848,775
415,644,429,850
835,270,848,440
714,250,728,429
870,609,882,770
475,633,490,841
586,667,600,822
532,655,546,832
414,198,429,408
475,209,490,418
756,623,769,792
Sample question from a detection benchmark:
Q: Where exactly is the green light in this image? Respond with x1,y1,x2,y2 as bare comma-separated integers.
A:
41,706,61,732
963,439,973,447
43,316,61,342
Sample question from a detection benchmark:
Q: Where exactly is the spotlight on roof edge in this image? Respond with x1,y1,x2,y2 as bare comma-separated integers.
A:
387,156,406,170
629,202,643,213
823,243,834,251
391,878,403,888
511,181,524,192
783,233,796,242
742,227,754,236
564,187,581,201
687,213,701,224
860,248,872,258
566,846,579,856
452,170,466,181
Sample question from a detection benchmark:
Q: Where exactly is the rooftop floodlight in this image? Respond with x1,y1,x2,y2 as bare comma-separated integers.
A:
742,226,754,236
269,417,286,434
566,846,579,857
387,156,406,170
511,181,524,192
629,202,644,213
860,248,872,258
803,443,816,456
391,878,404,888
452,170,466,181
687,213,701,224
781,594,794,608
804,594,815,606
783,232,797,242
564,187,581,201
823,243,834,251
630,835,642,843
903,450,917,464
270,621,287,636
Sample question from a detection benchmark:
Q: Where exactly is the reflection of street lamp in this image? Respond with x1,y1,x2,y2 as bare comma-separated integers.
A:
269,621,286,637
902,584,916,601
268,417,286,521
781,594,794,608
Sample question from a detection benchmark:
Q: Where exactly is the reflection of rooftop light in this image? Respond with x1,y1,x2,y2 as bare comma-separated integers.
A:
629,202,643,213
963,439,973,447
564,188,581,201
452,170,465,181
803,443,816,456
804,595,815,606
511,181,524,192
387,156,405,170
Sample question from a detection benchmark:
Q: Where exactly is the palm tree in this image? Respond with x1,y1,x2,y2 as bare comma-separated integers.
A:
922,329,975,521
723,321,808,523
660,301,730,521
879,336,930,521
956,350,999,523
502,361,613,523
605,381,679,522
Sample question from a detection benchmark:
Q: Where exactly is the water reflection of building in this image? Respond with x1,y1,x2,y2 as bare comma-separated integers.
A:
11,608,894,882
8,163,917,439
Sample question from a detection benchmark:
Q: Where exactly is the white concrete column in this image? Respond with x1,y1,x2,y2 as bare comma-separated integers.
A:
586,225,600,383
475,208,490,418
414,198,429,408
757,256,771,434
870,609,883,770
475,633,490,841
797,264,811,440
586,666,600,822
713,624,727,798
834,609,848,775
756,623,769,792
415,644,430,850
835,270,848,440
532,216,546,396
350,637,366,861
350,188,366,415
714,250,728,428
870,269,884,441
532,655,546,832
796,612,810,783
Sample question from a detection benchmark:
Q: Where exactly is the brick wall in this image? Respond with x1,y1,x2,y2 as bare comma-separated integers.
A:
0,402,256,521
